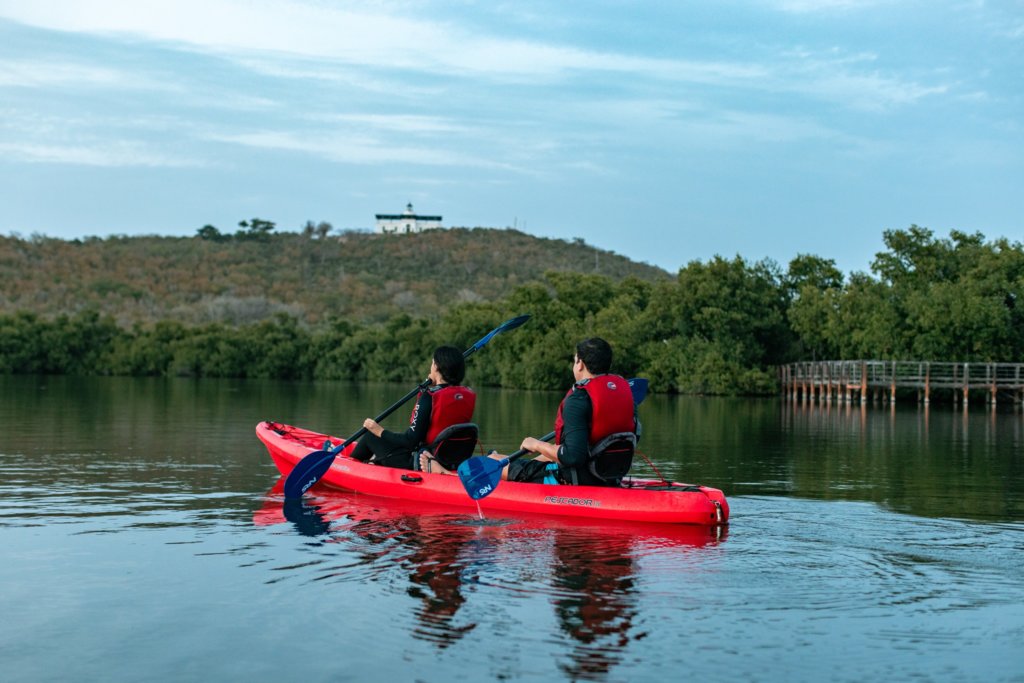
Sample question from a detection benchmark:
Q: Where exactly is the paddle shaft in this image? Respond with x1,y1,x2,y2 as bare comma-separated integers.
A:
324,378,431,458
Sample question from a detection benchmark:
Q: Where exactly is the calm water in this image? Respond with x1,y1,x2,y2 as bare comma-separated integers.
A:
1,375,1022,682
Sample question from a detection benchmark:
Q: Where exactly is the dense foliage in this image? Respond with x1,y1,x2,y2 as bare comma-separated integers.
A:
787,227,1024,363
2,226,1021,394
0,227,667,326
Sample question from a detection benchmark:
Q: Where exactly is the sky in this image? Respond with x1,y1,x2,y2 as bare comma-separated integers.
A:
1,0,1021,276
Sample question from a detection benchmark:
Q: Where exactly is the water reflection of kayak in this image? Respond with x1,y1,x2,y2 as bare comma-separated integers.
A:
253,481,725,659
254,479,728,546
257,421,730,526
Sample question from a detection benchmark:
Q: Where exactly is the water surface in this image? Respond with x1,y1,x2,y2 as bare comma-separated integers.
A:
1,376,1021,682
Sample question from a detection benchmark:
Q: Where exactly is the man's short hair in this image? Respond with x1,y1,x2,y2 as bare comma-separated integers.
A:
433,345,466,384
576,337,613,375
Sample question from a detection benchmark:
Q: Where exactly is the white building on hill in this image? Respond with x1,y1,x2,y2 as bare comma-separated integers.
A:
375,203,443,234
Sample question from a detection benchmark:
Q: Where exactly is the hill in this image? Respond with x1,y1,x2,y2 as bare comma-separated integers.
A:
0,228,670,326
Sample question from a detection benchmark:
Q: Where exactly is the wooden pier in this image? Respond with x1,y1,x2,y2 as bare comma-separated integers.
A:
779,360,1024,406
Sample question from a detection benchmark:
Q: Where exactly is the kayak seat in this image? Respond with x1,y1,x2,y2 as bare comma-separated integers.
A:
417,422,479,471
588,431,637,483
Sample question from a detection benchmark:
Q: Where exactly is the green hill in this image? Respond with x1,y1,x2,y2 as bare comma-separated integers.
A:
0,228,670,326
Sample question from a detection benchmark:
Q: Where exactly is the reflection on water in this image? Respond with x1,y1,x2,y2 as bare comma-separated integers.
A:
257,482,721,667
776,399,1023,521
637,394,1024,522
1,375,1023,681
550,530,636,681
274,488,481,648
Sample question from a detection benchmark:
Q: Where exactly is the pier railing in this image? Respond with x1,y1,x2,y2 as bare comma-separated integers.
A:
779,360,1024,405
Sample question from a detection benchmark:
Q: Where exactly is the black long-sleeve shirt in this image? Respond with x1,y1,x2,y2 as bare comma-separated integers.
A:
376,388,433,450
350,388,435,466
556,389,593,471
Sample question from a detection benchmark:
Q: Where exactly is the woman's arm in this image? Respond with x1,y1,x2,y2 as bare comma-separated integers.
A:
364,391,432,449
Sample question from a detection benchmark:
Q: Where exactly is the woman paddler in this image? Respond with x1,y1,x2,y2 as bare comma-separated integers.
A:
351,346,476,470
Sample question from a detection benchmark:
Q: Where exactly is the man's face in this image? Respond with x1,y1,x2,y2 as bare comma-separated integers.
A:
572,354,584,381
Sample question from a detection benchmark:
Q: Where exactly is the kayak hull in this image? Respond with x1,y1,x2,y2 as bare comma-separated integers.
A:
257,421,729,526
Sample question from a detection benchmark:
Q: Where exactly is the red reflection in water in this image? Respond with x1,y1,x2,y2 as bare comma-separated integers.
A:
255,479,726,670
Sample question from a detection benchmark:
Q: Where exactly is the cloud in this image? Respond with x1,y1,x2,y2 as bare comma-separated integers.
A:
0,140,203,167
1003,21,1024,40
205,128,518,170
0,0,901,94
796,68,949,111
312,113,476,136
0,0,962,182
0,0,652,80
223,54,442,97
0,58,150,89
0,106,211,167
765,0,895,13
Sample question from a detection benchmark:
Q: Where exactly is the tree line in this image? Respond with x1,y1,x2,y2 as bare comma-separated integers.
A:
1,226,1021,394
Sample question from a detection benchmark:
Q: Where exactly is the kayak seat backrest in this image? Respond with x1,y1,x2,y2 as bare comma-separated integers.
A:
588,431,637,483
427,422,479,471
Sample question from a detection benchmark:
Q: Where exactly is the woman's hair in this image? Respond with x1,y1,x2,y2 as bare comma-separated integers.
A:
433,345,466,384
575,337,613,375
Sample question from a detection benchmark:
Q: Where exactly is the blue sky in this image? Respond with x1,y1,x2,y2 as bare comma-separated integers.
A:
1,1,1021,276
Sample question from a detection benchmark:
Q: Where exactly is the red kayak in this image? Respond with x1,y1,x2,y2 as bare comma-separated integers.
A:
257,421,730,526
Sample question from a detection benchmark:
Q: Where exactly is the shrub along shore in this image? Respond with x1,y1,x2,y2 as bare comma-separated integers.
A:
2,226,1021,395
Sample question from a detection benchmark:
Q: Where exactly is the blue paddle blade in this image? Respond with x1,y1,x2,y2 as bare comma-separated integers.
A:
628,378,649,405
457,455,508,500
472,314,530,351
283,449,336,499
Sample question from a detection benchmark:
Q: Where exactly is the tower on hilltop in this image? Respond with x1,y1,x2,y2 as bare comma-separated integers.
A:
375,203,443,234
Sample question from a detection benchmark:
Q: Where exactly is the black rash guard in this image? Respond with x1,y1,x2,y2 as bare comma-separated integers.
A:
555,389,593,474
379,389,433,451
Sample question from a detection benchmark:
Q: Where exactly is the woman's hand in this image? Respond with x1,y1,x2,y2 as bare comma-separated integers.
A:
363,418,383,437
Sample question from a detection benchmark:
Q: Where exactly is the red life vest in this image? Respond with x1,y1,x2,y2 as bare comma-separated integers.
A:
415,384,477,444
554,375,635,444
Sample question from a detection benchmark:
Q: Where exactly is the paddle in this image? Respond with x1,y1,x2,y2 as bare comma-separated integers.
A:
457,378,649,500
283,314,530,499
